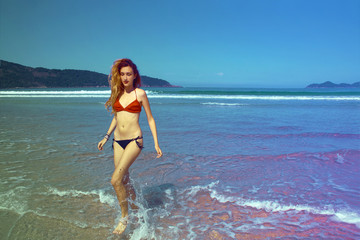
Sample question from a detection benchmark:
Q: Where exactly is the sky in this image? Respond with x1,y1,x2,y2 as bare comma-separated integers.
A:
1,0,359,88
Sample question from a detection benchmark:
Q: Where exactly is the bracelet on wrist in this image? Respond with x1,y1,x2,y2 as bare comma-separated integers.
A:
104,133,110,140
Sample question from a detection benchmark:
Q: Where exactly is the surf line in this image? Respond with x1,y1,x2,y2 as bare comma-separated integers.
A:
184,181,360,228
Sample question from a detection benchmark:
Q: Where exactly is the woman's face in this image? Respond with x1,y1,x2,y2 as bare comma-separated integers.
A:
120,66,136,88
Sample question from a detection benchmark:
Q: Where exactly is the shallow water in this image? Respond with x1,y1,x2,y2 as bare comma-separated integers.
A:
0,87,359,239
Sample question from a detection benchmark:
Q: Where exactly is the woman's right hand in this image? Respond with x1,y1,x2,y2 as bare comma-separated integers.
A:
155,145,163,158
98,138,108,151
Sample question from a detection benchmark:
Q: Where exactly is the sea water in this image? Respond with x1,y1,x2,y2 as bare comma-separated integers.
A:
0,87,359,239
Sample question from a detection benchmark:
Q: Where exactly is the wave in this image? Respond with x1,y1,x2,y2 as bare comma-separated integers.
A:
0,90,110,98
0,91,108,98
0,186,115,212
0,186,29,214
0,90,110,95
0,90,155,98
151,94,360,101
0,186,117,232
201,102,248,106
227,133,360,140
185,181,360,228
46,186,116,207
165,89,360,96
1,89,359,101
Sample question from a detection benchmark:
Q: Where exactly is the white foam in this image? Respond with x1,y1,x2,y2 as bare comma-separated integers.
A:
0,186,29,214
0,90,110,95
186,181,220,197
185,181,360,228
0,90,359,101
0,90,157,98
0,94,110,98
331,211,360,227
47,187,116,206
150,94,360,101
127,201,158,240
335,153,345,164
202,102,248,106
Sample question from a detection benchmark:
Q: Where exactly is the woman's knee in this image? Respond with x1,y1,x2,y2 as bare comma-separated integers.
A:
111,177,121,187
111,167,126,187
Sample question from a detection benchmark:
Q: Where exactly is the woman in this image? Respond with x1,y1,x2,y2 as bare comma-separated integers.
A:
98,58,162,235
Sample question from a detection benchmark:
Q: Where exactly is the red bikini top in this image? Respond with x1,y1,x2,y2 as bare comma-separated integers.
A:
113,89,142,113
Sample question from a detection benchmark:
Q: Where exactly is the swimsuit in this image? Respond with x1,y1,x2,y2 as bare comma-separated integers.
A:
113,89,142,113
113,89,143,150
113,136,143,150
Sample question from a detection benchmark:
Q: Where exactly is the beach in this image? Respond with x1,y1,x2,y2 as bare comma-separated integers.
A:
1,87,359,239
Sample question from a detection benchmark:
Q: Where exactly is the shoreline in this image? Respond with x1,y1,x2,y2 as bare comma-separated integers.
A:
0,85,183,90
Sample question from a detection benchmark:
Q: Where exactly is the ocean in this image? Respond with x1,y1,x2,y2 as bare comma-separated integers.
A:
0,87,359,239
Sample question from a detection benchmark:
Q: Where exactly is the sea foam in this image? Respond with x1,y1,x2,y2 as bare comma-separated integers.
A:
47,186,116,206
202,102,248,106
184,181,360,228
1,90,359,101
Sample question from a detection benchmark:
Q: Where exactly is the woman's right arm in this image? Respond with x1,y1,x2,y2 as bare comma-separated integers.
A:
98,116,117,151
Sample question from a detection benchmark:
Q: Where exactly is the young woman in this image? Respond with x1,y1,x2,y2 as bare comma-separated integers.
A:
98,58,162,235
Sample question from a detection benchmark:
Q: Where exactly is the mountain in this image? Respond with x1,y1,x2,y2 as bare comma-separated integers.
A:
0,60,179,88
306,81,360,88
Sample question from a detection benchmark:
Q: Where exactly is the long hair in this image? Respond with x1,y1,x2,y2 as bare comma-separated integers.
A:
105,59,141,113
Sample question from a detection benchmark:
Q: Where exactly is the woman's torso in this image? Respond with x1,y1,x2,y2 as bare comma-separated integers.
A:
113,90,142,139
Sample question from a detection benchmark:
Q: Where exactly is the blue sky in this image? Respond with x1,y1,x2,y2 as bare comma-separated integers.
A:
1,0,359,87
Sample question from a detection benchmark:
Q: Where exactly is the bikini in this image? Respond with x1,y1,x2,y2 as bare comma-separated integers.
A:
113,89,143,150
113,89,142,113
113,136,143,150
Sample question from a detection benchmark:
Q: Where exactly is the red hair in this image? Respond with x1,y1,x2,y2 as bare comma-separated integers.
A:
105,59,142,113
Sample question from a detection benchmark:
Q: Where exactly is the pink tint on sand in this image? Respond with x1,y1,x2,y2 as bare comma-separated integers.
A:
159,190,359,239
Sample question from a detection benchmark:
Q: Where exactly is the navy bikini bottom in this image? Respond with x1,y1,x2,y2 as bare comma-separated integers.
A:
113,136,143,150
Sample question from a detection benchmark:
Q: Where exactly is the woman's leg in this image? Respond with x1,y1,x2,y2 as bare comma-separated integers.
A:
123,172,139,210
111,140,142,234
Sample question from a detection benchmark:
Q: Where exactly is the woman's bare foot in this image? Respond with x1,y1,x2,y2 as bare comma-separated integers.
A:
113,216,128,235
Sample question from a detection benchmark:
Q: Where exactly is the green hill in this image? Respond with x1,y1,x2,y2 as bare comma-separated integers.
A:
306,81,360,88
0,60,177,88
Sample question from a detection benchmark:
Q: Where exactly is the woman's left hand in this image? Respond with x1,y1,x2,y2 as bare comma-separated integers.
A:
155,146,163,158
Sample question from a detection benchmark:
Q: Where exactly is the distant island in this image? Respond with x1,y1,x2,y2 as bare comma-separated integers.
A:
306,81,360,88
0,60,180,89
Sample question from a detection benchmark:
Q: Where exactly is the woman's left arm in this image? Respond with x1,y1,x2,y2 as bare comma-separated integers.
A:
139,89,163,158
